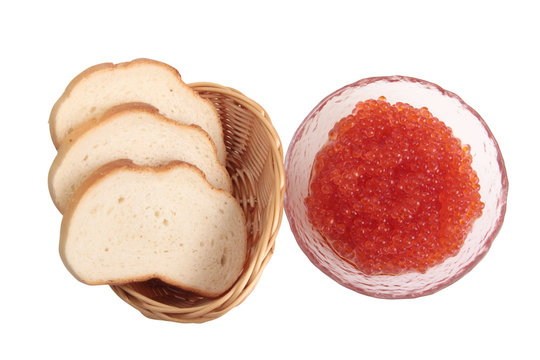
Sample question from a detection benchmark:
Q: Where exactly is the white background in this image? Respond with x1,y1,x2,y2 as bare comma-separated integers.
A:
1,1,538,359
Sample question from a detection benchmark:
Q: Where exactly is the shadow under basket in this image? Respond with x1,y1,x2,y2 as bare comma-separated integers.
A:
110,83,285,323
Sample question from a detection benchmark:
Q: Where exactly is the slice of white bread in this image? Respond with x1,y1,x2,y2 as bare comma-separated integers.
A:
60,160,247,298
49,103,232,213
49,58,226,164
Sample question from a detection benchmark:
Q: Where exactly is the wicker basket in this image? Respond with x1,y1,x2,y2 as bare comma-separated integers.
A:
110,83,285,323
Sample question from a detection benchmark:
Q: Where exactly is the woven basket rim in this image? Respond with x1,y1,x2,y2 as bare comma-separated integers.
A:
111,82,285,323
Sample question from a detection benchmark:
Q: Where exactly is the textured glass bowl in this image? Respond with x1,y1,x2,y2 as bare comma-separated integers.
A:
284,76,508,299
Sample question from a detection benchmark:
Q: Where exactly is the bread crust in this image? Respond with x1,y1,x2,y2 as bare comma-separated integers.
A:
59,160,247,298
48,102,232,213
49,58,224,158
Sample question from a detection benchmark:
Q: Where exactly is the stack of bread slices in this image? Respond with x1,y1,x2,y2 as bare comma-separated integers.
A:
48,59,247,298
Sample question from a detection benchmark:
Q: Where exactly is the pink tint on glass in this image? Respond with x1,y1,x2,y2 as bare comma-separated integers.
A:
284,76,508,299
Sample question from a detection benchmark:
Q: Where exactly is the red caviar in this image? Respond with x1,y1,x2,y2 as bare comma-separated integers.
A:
305,97,484,275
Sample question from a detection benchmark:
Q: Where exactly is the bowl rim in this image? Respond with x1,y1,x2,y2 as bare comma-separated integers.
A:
285,75,509,299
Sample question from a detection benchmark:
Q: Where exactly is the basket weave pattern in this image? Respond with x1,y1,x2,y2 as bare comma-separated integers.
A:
110,83,285,323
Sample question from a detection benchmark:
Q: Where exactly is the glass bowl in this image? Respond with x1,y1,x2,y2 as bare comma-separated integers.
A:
284,76,508,299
